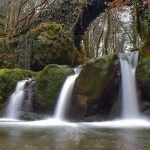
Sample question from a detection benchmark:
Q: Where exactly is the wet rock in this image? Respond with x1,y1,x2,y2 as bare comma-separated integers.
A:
136,57,150,117
33,64,74,114
69,54,120,121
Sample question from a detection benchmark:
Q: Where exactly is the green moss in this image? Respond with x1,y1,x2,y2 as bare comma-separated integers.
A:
31,22,63,36
35,64,73,112
76,54,117,104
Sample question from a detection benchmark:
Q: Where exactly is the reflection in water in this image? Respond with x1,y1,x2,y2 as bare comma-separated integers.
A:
116,129,150,150
53,127,83,150
117,129,139,150
0,126,150,150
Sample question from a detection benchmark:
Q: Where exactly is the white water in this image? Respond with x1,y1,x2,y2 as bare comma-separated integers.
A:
119,51,140,118
5,80,28,119
54,67,81,120
54,74,79,120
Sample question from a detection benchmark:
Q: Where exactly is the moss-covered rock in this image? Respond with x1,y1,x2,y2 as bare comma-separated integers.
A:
69,54,120,121
34,64,74,114
17,22,83,71
0,68,36,103
136,58,150,116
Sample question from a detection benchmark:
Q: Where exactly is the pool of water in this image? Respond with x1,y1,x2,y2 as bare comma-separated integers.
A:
0,120,150,150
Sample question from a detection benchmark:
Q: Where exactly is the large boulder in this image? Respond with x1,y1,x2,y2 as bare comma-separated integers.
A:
68,54,120,121
136,58,150,116
17,22,83,71
33,64,74,114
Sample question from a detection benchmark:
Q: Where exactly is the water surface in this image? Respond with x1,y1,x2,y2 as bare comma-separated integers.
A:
0,121,149,150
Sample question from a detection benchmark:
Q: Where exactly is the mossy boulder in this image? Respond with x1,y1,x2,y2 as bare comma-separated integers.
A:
0,68,36,104
69,54,120,121
17,22,83,71
34,64,74,114
136,58,150,116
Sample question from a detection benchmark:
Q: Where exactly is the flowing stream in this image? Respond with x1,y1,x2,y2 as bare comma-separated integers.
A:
119,51,140,118
54,68,81,120
5,80,28,119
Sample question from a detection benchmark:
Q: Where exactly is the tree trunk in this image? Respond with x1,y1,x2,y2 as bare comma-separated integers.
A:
103,11,110,55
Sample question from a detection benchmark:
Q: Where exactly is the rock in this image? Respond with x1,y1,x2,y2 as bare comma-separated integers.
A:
136,58,150,102
136,58,150,117
17,22,83,71
82,114,106,122
69,54,120,121
20,111,48,121
33,64,74,114
140,101,150,118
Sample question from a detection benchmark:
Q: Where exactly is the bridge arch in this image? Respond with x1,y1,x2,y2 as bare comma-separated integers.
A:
73,0,111,48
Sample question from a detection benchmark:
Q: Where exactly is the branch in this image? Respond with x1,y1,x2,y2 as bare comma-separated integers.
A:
17,0,30,22
15,0,48,28
115,14,134,44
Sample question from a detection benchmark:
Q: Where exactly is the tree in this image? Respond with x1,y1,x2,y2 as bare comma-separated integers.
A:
0,0,56,37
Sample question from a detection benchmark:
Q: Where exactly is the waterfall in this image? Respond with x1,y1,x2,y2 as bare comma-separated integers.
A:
5,80,28,119
119,51,140,119
54,67,81,120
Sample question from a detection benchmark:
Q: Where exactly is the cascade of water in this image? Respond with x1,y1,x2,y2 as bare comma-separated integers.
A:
119,51,140,119
5,80,28,119
54,67,81,120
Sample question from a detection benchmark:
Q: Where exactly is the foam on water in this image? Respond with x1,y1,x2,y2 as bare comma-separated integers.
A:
0,118,150,129
81,119,150,128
